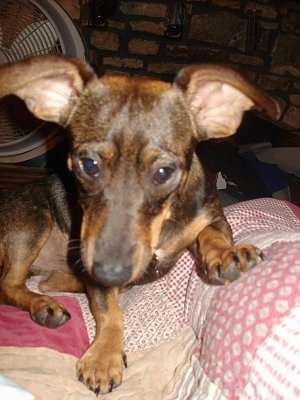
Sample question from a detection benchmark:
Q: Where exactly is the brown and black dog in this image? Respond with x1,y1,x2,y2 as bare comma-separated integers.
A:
0,56,279,394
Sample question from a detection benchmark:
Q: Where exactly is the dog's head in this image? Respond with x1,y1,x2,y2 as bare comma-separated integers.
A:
0,56,280,286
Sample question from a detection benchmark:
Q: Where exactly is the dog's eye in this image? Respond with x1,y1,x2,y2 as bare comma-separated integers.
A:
79,157,100,178
152,167,174,185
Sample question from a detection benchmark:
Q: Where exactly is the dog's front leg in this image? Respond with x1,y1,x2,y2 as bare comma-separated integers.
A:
77,282,126,395
0,234,71,328
197,217,264,285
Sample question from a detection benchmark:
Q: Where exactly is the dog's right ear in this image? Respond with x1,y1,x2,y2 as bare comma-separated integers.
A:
0,55,95,126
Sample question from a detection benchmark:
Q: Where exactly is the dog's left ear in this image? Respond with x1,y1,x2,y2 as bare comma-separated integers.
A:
174,64,280,139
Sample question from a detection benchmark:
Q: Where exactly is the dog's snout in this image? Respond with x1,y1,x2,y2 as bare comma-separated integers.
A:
92,262,132,287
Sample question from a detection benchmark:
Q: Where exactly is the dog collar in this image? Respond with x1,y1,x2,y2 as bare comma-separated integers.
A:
132,253,167,286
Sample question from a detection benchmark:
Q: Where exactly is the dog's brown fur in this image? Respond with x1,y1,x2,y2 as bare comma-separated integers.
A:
0,55,279,394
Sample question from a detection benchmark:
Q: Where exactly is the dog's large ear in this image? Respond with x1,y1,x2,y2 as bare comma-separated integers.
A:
0,55,95,126
174,64,280,139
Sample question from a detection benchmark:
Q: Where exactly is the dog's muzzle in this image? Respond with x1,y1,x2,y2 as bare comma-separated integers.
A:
92,262,132,287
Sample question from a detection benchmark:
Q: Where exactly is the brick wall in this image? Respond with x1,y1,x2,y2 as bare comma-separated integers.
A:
59,0,300,131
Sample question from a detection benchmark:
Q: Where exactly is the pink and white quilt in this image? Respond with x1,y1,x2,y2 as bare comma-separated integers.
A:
0,198,299,399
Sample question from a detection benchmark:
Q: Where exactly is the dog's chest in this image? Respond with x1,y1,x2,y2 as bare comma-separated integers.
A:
32,225,70,272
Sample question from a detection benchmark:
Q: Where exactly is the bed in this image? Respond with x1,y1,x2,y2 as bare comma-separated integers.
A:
0,197,299,399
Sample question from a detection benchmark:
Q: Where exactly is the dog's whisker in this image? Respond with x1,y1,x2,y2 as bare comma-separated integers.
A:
68,239,81,245
166,217,188,230
72,259,85,275
68,246,81,252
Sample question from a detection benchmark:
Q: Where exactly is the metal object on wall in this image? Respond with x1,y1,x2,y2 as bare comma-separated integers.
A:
164,0,187,40
88,0,118,28
246,1,260,55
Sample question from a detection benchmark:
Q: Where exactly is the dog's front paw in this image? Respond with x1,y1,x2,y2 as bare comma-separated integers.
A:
205,244,264,285
76,345,127,395
30,295,71,328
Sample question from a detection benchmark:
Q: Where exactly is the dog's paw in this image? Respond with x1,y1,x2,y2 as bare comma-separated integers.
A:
30,295,71,328
76,345,127,395
204,244,264,285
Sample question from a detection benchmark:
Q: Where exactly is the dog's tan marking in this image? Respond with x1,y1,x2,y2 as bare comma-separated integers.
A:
149,201,172,250
156,210,212,263
39,271,84,293
126,201,173,284
99,74,171,96
80,217,96,275
77,285,124,394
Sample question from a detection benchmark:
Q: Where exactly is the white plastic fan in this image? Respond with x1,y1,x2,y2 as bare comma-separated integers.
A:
0,0,86,164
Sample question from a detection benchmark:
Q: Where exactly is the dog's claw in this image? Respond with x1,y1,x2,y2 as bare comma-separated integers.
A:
109,379,114,392
123,354,128,368
76,347,125,395
222,262,241,281
30,296,71,328
206,244,264,285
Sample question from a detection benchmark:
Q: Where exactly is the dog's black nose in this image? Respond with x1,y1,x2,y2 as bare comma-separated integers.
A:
92,262,132,287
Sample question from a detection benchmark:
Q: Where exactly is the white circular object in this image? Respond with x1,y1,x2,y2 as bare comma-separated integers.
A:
0,0,86,163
